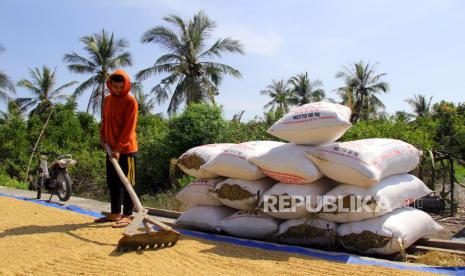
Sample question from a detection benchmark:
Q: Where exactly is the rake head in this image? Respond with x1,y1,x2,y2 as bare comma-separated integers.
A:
116,212,180,252
103,144,182,253
116,229,180,252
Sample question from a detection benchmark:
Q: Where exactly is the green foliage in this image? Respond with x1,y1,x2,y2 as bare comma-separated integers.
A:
0,116,30,178
177,175,195,188
223,119,277,143
64,29,132,116
0,45,16,101
16,65,77,117
432,101,465,160
137,12,244,114
288,72,326,105
341,117,435,149
22,104,104,197
0,174,28,190
1,97,464,201
135,103,278,192
136,114,169,194
26,104,101,156
260,79,293,115
140,190,190,212
166,103,228,157
68,150,106,199
336,61,389,122
456,163,465,183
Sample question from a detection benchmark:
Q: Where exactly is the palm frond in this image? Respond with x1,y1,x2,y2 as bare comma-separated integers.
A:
108,51,132,68
201,62,242,78
199,37,244,58
73,76,98,97
0,70,16,94
16,79,41,95
335,61,388,122
136,63,176,81
50,81,78,97
140,12,243,114
141,26,182,52
63,52,98,69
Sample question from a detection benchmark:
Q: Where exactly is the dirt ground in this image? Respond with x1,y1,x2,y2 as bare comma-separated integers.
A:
430,183,465,240
0,196,434,276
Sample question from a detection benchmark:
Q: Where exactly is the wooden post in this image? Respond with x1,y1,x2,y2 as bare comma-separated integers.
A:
429,150,436,191
450,156,456,216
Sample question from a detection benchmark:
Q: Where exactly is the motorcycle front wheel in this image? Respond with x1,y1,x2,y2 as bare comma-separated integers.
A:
56,171,72,202
36,178,42,199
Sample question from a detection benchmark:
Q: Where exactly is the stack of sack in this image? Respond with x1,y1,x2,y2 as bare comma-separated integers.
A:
304,139,443,255
175,102,442,255
176,141,285,239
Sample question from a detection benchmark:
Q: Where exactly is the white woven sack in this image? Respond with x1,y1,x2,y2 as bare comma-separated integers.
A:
178,144,234,178
218,210,280,239
216,178,275,210
268,102,351,145
175,206,235,232
337,208,442,255
250,143,323,184
305,138,421,186
319,174,432,223
259,179,335,219
176,178,224,206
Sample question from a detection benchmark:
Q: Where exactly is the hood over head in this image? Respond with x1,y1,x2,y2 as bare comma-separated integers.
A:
106,69,131,96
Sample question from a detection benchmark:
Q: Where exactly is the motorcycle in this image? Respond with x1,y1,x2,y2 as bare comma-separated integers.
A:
28,149,77,202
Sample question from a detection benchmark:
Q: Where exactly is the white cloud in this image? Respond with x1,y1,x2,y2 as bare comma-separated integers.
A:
216,26,283,56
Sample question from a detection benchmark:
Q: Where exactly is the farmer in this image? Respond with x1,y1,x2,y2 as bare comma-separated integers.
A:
95,69,138,228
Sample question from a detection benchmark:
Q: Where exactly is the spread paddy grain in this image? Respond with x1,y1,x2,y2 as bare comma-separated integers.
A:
0,197,432,275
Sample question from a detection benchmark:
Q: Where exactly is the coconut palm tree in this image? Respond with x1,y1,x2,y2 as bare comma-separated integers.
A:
137,11,244,115
335,61,389,122
136,93,157,116
131,82,156,116
337,86,355,110
405,94,433,117
261,79,294,117
0,45,16,102
15,66,77,116
0,100,23,122
232,110,245,123
64,29,132,117
392,111,414,124
288,72,325,105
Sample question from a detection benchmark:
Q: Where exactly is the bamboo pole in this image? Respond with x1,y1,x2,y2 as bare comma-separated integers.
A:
24,109,54,182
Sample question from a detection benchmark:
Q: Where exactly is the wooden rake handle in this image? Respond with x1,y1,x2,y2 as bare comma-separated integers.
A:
104,144,177,233
104,144,144,213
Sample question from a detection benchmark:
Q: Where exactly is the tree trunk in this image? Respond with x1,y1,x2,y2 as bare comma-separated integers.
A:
449,156,456,216
100,82,105,121
351,98,363,123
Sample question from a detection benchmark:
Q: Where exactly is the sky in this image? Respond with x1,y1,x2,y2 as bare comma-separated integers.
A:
0,0,464,120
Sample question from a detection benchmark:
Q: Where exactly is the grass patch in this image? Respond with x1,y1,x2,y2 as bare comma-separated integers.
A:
72,189,189,212
140,190,190,212
415,251,465,266
455,162,465,183
0,174,28,190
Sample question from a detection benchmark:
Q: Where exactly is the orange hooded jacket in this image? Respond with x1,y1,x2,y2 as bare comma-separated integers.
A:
100,70,138,154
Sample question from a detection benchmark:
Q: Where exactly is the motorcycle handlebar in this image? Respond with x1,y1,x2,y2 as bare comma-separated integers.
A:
32,149,63,156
